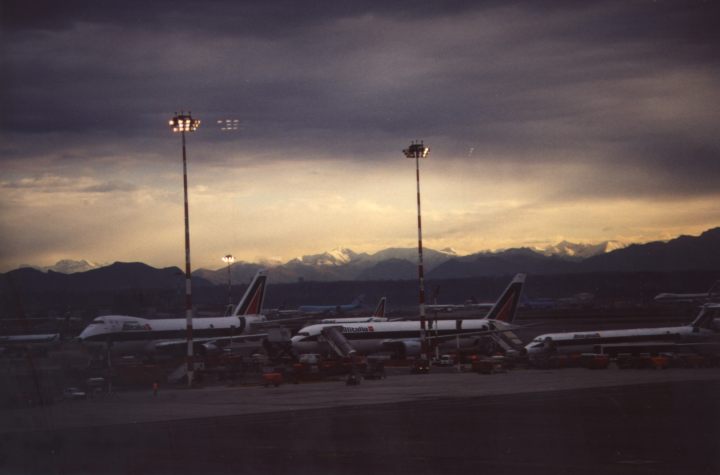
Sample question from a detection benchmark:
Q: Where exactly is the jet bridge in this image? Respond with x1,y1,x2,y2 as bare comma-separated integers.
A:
320,326,357,358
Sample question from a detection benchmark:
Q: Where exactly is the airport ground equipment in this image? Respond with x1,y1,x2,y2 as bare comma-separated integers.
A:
320,326,357,358
472,355,509,374
362,358,386,379
580,353,610,369
262,370,283,387
291,354,368,383
410,358,430,374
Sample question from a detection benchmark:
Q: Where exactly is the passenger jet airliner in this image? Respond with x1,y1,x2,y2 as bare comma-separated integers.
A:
78,270,268,356
291,274,525,358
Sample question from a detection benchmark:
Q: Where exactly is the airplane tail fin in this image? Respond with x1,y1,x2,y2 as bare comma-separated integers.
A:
485,274,526,323
232,270,267,316
373,297,387,318
708,281,720,303
691,304,719,330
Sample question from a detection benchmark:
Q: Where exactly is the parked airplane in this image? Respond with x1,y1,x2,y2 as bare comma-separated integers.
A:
319,297,387,324
0,333,60,356
425,301,494,313
525,303,720,359
653,281,720,304
425,285,494,313
520,295,557,310
291,274,525,358
78,270,269,356
298,295,364,315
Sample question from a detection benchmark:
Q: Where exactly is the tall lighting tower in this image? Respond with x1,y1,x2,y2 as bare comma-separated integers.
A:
403,141,430,359
222,254,235,314
169,112,201,387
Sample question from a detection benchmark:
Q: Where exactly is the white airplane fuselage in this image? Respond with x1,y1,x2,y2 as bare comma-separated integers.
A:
291,319,511,356
292,273,525,357
79,314,267,355
318,317,388,324
525,304,720,358
78,269,269,356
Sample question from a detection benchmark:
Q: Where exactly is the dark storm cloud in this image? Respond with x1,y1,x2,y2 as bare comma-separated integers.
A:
2,0,719,197
1,1,482,34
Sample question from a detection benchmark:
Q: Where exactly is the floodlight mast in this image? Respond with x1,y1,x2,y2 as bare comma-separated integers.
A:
403,141,430,359
169,112,200,388
222,254,235,314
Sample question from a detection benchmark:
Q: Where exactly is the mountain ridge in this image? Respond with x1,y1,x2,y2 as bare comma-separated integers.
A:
7,228,719,284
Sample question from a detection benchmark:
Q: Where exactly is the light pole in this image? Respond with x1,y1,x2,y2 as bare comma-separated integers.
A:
222,254,235,315
403,141,430,360
169,112,200,388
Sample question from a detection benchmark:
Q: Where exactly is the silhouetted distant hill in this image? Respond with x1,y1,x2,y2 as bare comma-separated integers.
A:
2,262,213,293
428,248,577,278
21,259,103,274
194,262,265,286
4,229,719,295
194,247,459,283
355,258,417,281
581,228,720,272
427,229,720,277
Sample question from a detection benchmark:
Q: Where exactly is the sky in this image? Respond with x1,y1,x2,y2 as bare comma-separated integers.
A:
1,0,719,272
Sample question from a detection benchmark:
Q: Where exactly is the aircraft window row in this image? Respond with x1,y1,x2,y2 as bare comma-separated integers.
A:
297,332,310,337
122,322,144,331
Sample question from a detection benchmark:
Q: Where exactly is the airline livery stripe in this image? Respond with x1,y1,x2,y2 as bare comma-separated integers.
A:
552,333,685,347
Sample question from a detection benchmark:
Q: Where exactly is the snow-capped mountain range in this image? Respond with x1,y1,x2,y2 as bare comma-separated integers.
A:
22,259,105,274
535,240,626,260
16,241,624,283
8,228,720,284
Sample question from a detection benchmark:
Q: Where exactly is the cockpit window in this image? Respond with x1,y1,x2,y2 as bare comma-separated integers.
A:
297,332,310,337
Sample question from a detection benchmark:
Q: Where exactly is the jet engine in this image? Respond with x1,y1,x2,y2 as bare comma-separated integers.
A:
380,340,423,359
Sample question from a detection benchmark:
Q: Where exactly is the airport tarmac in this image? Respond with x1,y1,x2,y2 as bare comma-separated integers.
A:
1,367,719,474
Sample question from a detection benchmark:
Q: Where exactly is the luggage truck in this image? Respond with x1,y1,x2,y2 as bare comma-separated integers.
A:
291,353,369,384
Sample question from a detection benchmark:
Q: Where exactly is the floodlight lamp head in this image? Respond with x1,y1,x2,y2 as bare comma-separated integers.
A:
222,255,235,264
170,113,201,133
403,141,429,159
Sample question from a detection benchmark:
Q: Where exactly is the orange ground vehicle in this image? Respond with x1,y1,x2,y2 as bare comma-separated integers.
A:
262,371,283,387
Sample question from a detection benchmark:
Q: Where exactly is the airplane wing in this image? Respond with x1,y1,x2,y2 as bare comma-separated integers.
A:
370,327,513,355
596,339,714,352
425,303,494,312
396,312,490,321
255,315,319,325
374,322,541,352
153,333,269,351
421,322,543,342
0,333,60,344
